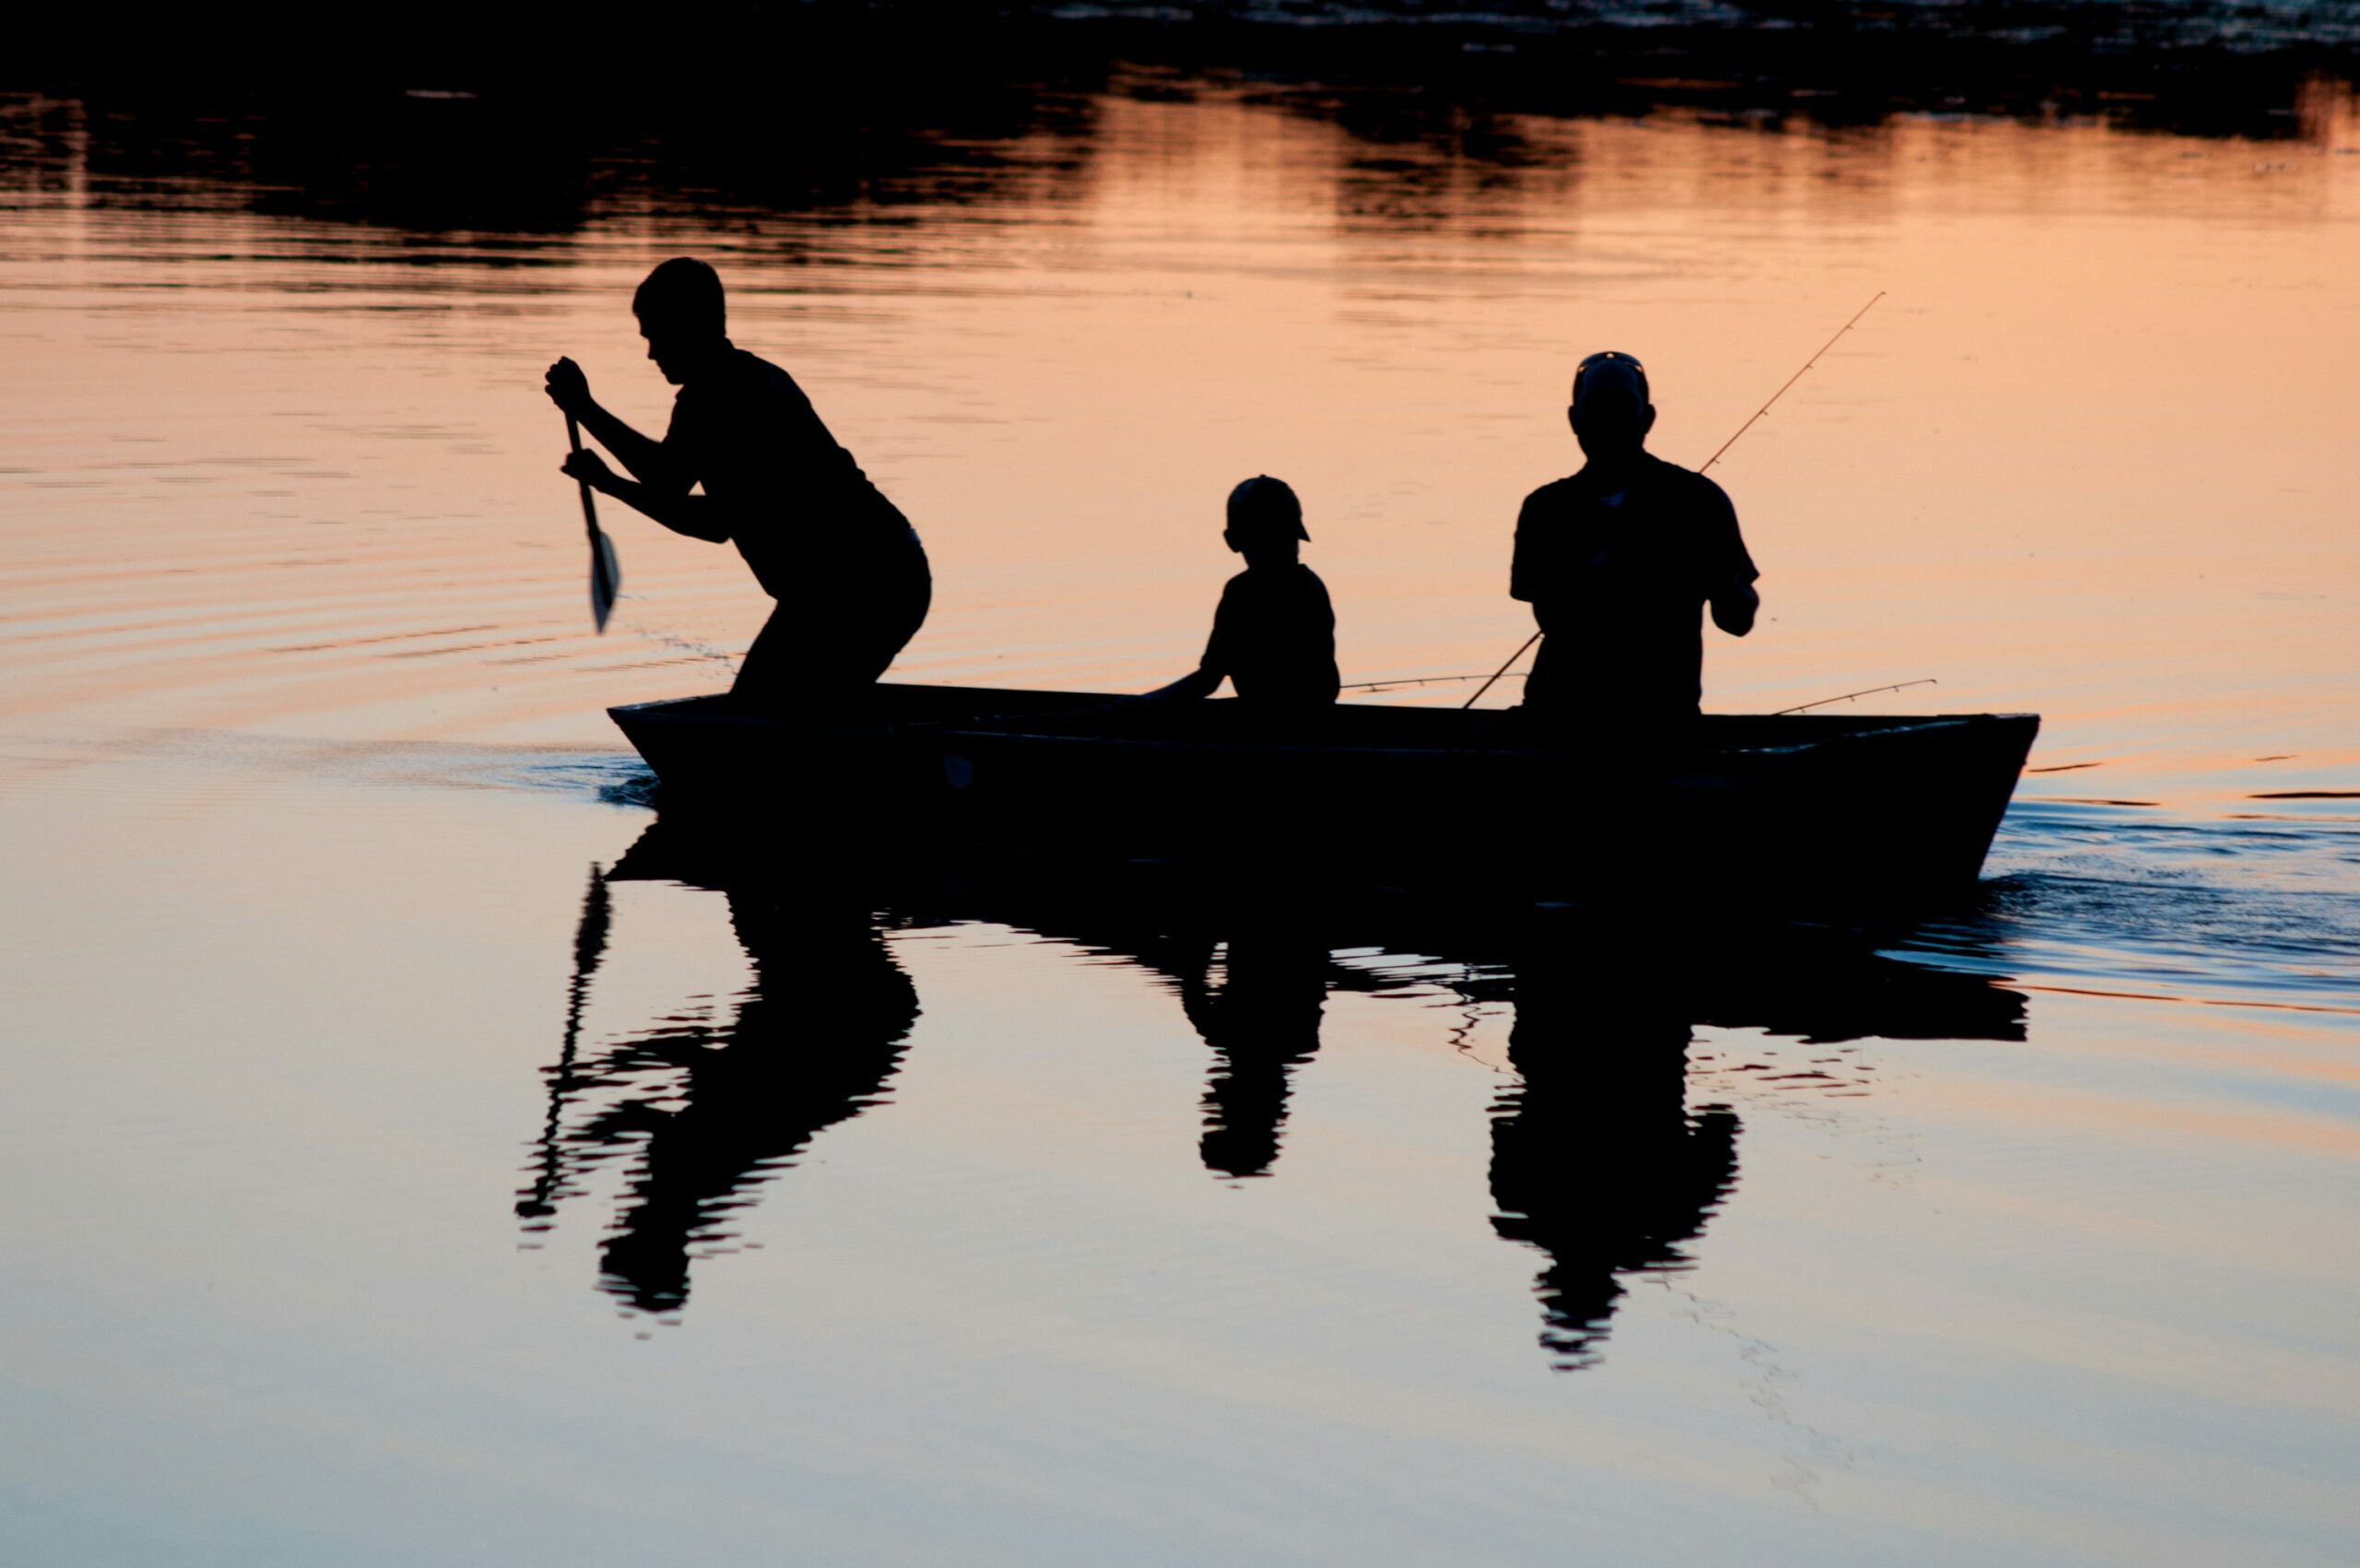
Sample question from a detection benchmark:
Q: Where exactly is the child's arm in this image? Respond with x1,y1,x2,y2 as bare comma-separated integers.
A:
1141,666,1222,701
1140,587,1234,701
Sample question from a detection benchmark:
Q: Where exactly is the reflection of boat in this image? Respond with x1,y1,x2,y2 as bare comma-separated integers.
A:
608,685,2038,909
591,820,2028,1359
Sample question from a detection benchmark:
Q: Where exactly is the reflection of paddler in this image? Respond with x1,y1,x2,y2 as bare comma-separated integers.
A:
544,256,928,711
521,869,918,1315
1489,940,1740,1368
596,889,917,1314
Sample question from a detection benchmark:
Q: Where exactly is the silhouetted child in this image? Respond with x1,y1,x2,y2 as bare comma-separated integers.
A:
1145,476,1340,714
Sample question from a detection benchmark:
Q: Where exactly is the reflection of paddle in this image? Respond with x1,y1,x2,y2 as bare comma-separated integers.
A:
517,862,613,1224
567,414,620,632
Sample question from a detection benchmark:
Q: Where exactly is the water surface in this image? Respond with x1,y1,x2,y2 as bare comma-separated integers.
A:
1,74,2355,1567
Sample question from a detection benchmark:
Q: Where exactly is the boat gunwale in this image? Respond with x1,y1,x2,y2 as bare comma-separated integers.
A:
608,692,2037,767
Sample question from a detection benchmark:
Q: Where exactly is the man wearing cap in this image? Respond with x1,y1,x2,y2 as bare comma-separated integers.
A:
1145,474,1340,713
1511,352,1758,725
545,256,929,711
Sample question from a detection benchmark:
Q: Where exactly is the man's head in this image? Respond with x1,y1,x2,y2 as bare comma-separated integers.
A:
1223,474,1309,565
633,257,727,384
1568,350,1655,464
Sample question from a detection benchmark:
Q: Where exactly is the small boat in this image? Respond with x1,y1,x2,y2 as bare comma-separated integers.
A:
608,685,2038,911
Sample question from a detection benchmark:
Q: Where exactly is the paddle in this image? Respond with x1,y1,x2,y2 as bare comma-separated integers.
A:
567,413,621,632
517,862,612,1224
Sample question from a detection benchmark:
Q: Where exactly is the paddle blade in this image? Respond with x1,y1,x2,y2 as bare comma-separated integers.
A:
590,528,620,633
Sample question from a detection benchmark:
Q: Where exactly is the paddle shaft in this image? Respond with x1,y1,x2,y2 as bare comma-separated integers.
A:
568,413,620,632
566,414,599,541
1457,291,1887,711
519,863,611,1221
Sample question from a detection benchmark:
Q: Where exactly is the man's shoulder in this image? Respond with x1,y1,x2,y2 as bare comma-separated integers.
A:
687,348,806,407
1521,475,1586,513
731,348,807,398
1641,453,1732,509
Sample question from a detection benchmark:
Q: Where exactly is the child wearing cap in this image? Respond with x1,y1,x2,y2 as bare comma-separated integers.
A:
1144,475,1340,714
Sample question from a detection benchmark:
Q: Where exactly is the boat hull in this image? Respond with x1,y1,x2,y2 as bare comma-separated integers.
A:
608,686,2038,913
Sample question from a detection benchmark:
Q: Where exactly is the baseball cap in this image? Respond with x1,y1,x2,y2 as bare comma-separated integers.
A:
1226,475,1310,542
1572,350,1649,408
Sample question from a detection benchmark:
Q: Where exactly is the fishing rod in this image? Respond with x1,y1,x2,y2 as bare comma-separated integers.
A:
1772,678,1934,715
1458,290,1887,711
1339,672,1524,693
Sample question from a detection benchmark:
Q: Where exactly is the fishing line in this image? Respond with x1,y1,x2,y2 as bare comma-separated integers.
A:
618,608,742,673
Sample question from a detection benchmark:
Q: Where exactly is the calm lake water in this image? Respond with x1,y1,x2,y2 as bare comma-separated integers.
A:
2,73,2356,1566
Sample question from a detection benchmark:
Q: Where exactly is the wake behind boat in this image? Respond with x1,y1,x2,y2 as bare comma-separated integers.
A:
609,684,2038,912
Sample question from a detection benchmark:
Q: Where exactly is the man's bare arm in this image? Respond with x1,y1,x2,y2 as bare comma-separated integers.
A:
575,404,681,490
560,451,729,544
545,357,690,493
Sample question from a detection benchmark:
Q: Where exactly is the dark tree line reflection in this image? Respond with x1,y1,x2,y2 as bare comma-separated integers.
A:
6,35,2346,258
521,827,2024,1363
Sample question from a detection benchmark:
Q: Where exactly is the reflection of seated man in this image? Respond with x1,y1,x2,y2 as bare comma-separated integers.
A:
1144,476,1340,718
1489,946,1740,1368
586,890,919,1315
1510,353,1758,727
545,256,930,713
1177,925,1329,1180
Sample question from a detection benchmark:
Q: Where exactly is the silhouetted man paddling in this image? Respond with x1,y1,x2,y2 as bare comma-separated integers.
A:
1512,352,1757,725
545,257,929,710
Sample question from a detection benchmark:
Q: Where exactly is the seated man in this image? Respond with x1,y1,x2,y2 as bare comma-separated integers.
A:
1511,352,1758,725
1145,475,1340,715
545,256,928,711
